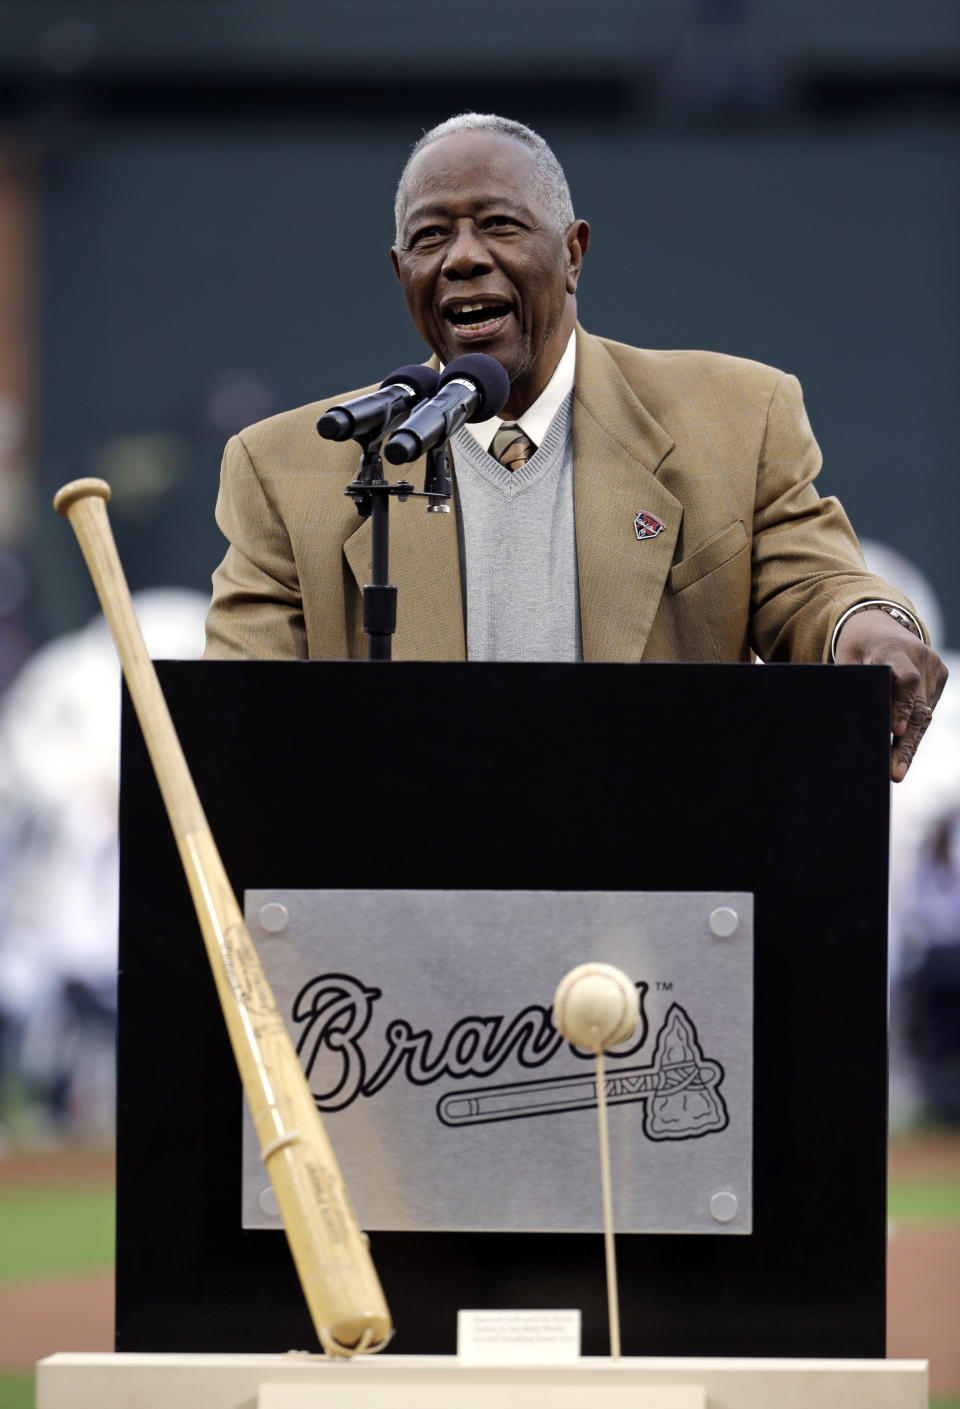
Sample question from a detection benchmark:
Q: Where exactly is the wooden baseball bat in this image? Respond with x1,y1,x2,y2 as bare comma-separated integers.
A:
54,477,392,1357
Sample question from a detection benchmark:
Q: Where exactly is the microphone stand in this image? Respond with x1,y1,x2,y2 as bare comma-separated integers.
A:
344,437,452,662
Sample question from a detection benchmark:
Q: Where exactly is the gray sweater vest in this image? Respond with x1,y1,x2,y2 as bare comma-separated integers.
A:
450,392,582,662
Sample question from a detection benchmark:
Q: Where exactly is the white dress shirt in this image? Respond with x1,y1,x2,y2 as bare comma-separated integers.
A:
461,329,576,454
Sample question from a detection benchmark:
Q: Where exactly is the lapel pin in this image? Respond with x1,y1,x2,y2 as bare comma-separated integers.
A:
635,510,664,540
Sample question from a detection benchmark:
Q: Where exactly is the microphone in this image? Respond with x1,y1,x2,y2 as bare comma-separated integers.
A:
382,354,510,465
317,364,439,444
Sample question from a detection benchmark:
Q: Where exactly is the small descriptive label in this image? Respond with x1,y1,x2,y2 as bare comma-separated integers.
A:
458,1309,581,1366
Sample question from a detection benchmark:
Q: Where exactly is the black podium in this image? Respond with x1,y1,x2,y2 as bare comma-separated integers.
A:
116,661,891,1359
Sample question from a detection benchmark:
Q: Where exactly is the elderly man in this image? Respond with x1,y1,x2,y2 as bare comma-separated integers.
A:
205,112,946,781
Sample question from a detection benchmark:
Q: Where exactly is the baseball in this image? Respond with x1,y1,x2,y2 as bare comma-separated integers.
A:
552,962,640,1052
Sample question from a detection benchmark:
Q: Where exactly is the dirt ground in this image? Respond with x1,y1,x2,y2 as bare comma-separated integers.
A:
0,1148,115,1189
888,1130,960,1397
1,1141,958,1393
888,1226,960,1395
0,1273,113,1365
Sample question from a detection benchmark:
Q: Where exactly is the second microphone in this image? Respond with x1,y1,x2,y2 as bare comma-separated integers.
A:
383,354,510,465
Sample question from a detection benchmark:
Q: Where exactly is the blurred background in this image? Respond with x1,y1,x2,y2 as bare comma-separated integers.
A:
0,0,958,1404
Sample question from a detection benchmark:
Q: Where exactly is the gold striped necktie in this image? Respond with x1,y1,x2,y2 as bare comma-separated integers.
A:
490,422,536,471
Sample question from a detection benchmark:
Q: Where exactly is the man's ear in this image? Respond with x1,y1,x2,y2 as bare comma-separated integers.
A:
390,246,401,281
565,219,590,294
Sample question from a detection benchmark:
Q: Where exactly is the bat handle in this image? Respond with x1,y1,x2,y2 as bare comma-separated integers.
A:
52,476,208,840
53,476,112,517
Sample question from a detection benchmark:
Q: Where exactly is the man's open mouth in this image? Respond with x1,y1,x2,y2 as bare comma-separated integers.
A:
444,300,512,334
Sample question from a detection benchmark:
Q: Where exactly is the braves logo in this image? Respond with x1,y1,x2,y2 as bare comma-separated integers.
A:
290,976,728,1140
635,510,665,540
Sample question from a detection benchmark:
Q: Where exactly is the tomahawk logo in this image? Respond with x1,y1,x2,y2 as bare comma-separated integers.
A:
291,974,726,1141
437,1004,728,1140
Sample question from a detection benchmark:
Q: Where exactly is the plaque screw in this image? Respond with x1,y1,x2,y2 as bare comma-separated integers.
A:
259,1186,280,1216
709,1190,738,1223
259,902,289,933
708,906,739,938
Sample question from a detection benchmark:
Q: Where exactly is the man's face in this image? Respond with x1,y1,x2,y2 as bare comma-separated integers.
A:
391,131,589,419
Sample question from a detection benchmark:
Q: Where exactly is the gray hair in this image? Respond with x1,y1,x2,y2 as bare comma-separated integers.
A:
394,112,575,242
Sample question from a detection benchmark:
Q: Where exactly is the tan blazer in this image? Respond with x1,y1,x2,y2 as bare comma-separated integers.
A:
204,327,921,663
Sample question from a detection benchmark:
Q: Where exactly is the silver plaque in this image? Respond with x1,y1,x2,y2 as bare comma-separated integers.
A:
241,889,752,1235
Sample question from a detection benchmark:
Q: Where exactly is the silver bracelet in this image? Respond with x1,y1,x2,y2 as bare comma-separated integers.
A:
830,600,924,661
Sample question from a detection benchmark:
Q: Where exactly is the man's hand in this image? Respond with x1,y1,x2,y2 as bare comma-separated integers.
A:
834,611,948,782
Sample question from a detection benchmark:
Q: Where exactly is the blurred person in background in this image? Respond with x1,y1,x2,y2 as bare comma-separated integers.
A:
0,588,207,1147
899,808,960,1125
860,542,960,1127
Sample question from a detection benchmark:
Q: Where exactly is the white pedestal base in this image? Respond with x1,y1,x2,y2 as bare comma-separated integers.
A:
36,1351,928,1409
